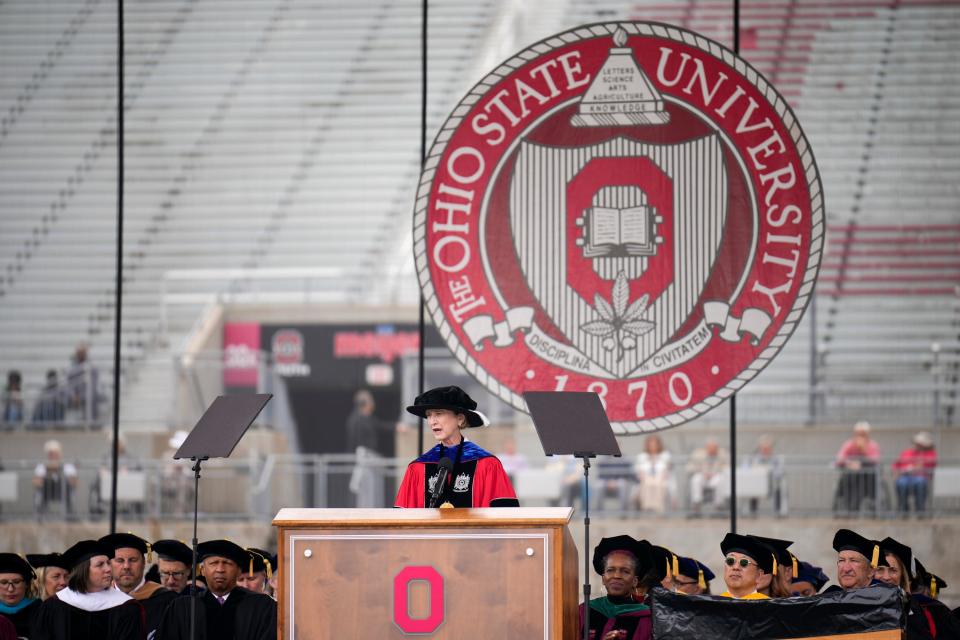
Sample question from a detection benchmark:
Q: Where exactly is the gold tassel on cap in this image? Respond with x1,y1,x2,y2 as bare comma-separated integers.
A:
772,556,778,576
671,554,679,578
792,554,798,576
266,560,273,581
146,541,153,564
249,556,254,578
697,567,706,590
931,577,937,599
871,544,879,569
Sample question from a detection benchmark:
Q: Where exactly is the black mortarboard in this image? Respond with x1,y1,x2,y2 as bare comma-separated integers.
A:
405,386,488,427
879,537,913,580
832,529,880,568
62,540,114,571
99,532,153,562
197,540,249,568
792,560,829,592
676,555,715,589
721,533,776,574
152,540,193,566
649,544,679,581
0,553,35,581
747,535,796,575
26,553,68,571
246,548,274,580
913,558,947,599
592,536,652,577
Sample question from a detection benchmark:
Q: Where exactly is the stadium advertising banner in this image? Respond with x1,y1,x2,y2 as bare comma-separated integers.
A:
414,22,823,434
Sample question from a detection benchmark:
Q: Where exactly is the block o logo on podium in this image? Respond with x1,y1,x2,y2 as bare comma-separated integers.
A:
414,21,823,433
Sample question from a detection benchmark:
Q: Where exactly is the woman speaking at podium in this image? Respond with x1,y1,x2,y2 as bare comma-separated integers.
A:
394,386,519,508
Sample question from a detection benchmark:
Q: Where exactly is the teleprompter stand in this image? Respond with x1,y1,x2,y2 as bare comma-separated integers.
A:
523,391,621,640
174,393,271,640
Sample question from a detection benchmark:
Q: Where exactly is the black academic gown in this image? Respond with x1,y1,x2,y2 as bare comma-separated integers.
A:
0,599,41,639
911,594,960,639
133,584,178,637
154,587,276,640
31,597,144,640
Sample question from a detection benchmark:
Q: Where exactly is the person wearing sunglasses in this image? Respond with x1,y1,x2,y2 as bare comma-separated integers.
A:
672,556,714,595
718,533,772,599
0,553,40,638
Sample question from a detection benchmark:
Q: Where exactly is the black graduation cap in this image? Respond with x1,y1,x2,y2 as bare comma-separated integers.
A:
246,547,274,580
99,532,153,563
26,553,68,572
792,560,830,592
0,553,35,581
62,540,114,571
197,540,250,568
152,539,193,566
879,537,913,580
676,555,715,589
832,529,880,568
648,544,679,581
913,558,947,599
747,535,796,576
592,535,653,577
720,533,776,574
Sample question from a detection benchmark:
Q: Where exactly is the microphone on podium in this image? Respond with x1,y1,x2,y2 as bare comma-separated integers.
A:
428,456,453,508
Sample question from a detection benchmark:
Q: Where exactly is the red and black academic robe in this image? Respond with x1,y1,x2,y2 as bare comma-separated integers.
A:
0,615,17,640
910,594,960,639
129,581,178,637
31,597,144,640
394,441,519,508
154,587,276,640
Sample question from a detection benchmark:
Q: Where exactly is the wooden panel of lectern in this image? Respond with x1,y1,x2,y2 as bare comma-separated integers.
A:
273,507,579,639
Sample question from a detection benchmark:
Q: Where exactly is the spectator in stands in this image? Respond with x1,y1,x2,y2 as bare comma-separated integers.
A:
744,435,786,516
834,421,881,514
2,370,23,424
26,553,69,600
686,438,728,515
90,434,143,517
32,369,65,425
346,389,405,508
497,436,528,486
632,434,673,513
891,431,937,515
33,439,78,520
162,430,193,515
65,342,100,423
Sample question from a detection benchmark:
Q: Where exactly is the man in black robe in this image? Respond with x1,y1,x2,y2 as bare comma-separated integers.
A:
155,539,276,640
100,532,178,638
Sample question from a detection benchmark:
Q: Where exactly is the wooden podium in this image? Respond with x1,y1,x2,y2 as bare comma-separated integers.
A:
272,507,578,639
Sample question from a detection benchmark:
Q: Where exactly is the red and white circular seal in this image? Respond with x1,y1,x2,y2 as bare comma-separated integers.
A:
413,22,824,433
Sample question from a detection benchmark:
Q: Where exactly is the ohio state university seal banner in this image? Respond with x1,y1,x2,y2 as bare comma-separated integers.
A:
413,22,824,433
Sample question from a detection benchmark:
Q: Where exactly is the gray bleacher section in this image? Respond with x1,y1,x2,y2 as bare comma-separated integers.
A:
0,0,505,429
0,0,956,430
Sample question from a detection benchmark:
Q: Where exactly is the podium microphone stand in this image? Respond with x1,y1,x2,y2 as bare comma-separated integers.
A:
174,393,272,640
523,391,621,640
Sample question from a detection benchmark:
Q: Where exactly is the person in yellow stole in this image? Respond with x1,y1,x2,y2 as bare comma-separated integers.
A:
717,533,774,600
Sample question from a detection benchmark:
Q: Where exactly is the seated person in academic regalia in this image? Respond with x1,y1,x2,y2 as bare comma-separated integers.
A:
394,386,518,508
100,532,177,638
672,555,714,595
32,539,145,640
789,561,829,596
746,535,794,598
0,553,41,638
646,545,679,591
26,553,69,601
580,536,656,640
823,529,883,594
910,557,960,638
152,540,194,595
236,549,272,596
717,533,773,599
0,614,15,640
154,539,276,640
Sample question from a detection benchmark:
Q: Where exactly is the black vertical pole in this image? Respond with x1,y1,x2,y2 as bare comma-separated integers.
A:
109,0,125,535
729,0,740,535
416,0,428,455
